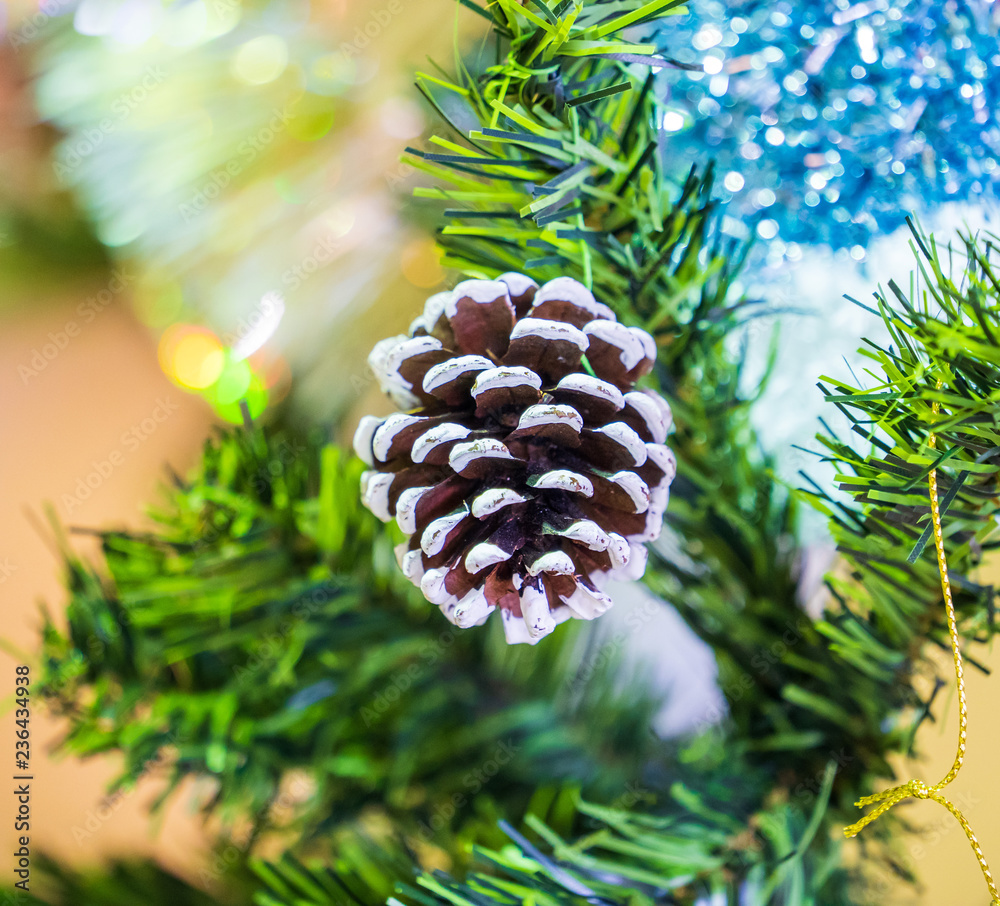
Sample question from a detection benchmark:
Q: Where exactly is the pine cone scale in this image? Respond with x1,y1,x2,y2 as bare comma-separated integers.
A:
446,281,516,358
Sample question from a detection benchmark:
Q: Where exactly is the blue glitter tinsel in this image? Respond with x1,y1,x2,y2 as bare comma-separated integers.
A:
657,0,1000,255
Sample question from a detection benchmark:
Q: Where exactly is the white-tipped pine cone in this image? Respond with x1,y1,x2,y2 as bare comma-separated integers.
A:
354,274,676,645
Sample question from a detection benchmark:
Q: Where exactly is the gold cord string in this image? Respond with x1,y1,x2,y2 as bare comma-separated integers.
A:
844,397,1000,905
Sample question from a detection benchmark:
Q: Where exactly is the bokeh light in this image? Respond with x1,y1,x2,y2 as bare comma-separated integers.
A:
157,322,279,420
401,238,444,289
158,325,226,389
212,373,269,423
659,0,1000,252
232,35,290,85
287,93,337,141
209,355,253,405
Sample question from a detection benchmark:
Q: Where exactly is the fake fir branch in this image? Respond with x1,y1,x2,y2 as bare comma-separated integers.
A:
16,858,243,906
21,2,1000,906
405,0,725,322
806,223,1000,764
39,424,661,850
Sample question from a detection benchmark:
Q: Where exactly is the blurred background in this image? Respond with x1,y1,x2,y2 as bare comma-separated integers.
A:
1,0,999,901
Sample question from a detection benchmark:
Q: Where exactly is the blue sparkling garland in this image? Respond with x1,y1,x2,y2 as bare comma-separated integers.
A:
657,0,1000,257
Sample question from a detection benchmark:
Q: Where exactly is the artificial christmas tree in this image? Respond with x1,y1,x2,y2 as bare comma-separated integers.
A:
14,1,1000,904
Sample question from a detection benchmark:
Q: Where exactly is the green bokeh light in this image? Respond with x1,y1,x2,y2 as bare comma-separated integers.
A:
209,354,253,405
211,372,268,423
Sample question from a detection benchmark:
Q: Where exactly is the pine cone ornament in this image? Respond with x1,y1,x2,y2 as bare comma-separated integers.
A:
354,275,675,644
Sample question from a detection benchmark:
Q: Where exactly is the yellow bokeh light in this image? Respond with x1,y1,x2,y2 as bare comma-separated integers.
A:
232,35,289,86
287,93,336,142
159,325,225,389
157,323,188,374
401,238,444,289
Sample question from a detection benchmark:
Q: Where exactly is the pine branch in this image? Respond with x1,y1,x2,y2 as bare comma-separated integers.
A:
250,780,857,906
648,227,1000,822
805,222,1000,721
39,421,662,853
407,0,731,340
10,857,249,906
252,844,411,906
